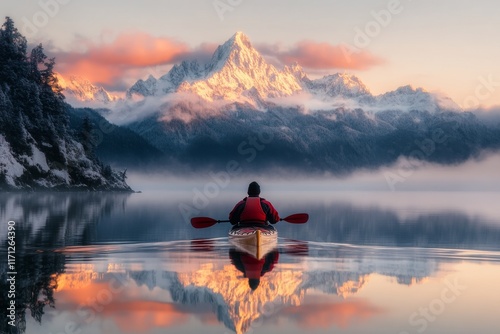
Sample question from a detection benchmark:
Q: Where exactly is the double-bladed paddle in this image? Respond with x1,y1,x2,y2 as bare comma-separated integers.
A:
191,213,309,229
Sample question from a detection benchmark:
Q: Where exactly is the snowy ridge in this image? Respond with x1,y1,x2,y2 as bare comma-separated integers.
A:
48,32,462,116
127,32,303,105
178,32,303,102
0,133,130,190
0,21,132,191
376,85,461,112
0,134,24,186
126,60,205,98
122,32,460,114
306,73,372,99
57,74,120,105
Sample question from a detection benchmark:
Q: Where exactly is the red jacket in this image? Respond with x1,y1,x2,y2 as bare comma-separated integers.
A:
229,196,280,225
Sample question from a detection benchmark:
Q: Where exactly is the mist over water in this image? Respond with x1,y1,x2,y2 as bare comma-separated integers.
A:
127,152,500,193
2,176,500,333
2,134,500,334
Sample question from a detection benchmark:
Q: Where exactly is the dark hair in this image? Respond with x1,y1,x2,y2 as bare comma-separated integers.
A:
247,181,261,196
248,278,260,290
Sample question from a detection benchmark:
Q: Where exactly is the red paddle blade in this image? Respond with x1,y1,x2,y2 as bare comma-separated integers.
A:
191,217,218,228
282,213,309,224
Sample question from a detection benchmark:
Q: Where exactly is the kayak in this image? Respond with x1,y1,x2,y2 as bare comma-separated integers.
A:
228,224,278,260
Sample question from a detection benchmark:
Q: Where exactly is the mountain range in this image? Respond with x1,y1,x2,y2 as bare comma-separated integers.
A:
64,32,461,113
106,33,497,173
56,74,120,106
6,27,500,177
123,32,460,112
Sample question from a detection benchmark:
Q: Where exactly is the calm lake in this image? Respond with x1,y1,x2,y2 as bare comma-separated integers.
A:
1,188,500,334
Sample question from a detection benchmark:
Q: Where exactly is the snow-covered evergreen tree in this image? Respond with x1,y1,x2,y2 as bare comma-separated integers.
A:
0,17,131,191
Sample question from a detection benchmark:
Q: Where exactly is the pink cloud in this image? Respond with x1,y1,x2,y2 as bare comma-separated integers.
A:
258,40,385,70
52,32,197,89
279,298,384,329
50,33,383,92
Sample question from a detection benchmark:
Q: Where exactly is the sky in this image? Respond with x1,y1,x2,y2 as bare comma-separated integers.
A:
1,0,500,108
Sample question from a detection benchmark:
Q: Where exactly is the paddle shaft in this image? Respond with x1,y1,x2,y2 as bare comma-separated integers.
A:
191,213,308,228
214,218,286,223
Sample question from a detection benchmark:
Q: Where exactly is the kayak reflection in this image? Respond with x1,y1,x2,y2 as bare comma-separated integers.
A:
191,238,309,292
229,247,279,290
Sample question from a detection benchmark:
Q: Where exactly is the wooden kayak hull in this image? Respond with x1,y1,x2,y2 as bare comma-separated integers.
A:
228,225,278,259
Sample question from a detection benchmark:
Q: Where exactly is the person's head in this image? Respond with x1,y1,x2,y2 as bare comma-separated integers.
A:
248,278,260,290
247,181,261,197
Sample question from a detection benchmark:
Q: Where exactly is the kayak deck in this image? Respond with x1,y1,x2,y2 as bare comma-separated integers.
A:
228,225,278,259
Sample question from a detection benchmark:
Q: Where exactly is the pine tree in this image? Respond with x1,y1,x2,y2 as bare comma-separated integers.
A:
0,17,131,190
80,115,94,156
0,17,28,85
0,17,30,155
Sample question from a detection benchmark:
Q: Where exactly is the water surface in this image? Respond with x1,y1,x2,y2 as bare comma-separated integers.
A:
1,190,500,334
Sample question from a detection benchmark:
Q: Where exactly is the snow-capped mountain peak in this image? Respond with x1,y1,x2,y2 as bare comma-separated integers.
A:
205,31,262,74
126,60,205,99
57,74,120,105
377,85,461,112
307,73,372,98
284,62,307,81
127,32,304,103
175,32,303,102
126,74,158,98
124,31,459,112
161,59,203,85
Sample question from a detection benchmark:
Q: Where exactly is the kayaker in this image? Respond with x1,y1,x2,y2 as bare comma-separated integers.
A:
229,248,279,290
229,181,280,226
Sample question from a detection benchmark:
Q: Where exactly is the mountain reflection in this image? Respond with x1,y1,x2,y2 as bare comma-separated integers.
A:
1,191,500,333
33,239,440,334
